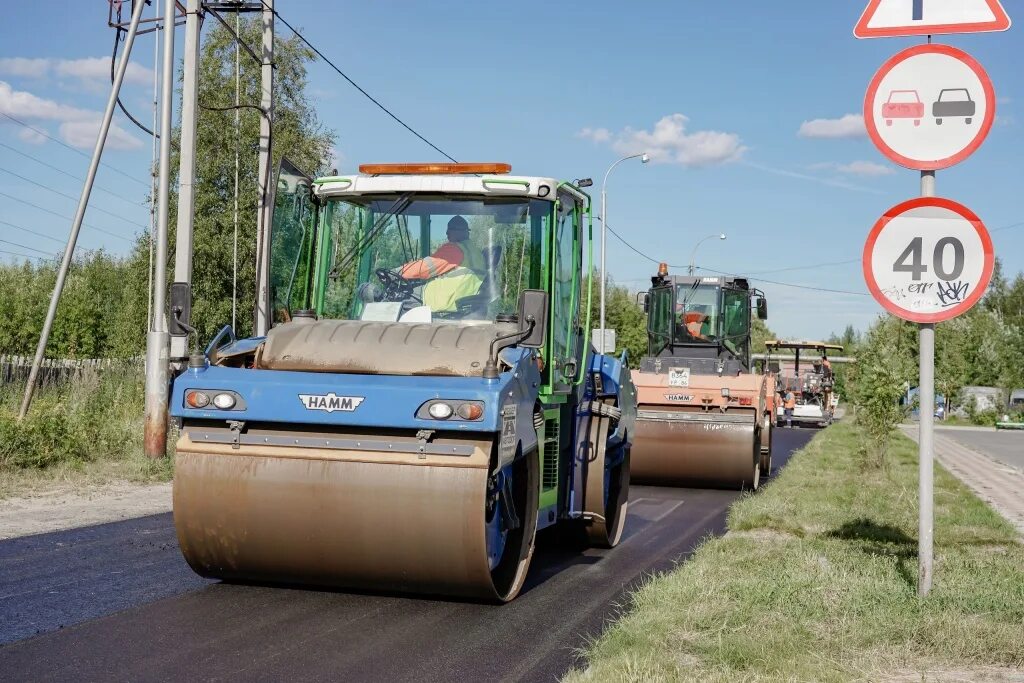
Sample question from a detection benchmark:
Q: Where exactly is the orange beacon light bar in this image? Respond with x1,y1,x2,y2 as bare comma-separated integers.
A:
358,162,512,175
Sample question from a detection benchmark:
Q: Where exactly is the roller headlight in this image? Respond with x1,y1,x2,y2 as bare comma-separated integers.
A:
185,390,210,408
213,392,237,410
428,402,454,419
419,400,485,421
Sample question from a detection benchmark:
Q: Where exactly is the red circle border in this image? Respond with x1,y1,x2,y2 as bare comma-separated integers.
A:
863,44,996,171
862,197,995,323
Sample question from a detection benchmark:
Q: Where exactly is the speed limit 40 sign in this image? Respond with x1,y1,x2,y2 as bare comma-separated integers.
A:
863,197,994,323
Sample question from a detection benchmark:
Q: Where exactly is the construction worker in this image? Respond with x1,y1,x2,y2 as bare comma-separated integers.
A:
679,305,710,340
822,356,833,379
400,216,486,313
783,388,797,428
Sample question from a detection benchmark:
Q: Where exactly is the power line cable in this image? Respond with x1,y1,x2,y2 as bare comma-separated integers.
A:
0,165,145,228
0,141,145,208
603,223,869,297
0,248,46,261
0,237,53,256
0,191,135,243
0,219,67,246
258,0,458,163
0,112,149,188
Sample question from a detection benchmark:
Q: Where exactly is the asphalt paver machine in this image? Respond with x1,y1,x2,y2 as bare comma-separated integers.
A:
168,162,636,602
765,340,843,427
631,267,772,489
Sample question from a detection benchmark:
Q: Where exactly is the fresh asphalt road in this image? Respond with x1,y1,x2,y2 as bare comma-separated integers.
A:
0,429,815,683
936,427,1024,472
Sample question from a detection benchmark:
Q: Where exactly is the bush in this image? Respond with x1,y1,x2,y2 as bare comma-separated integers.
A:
0,367,145,472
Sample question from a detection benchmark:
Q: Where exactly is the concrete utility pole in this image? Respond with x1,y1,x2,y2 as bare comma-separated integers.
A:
254,0,275,336
918,168,936,597
170,0,204,362
18,0,148,419
142,0,178,459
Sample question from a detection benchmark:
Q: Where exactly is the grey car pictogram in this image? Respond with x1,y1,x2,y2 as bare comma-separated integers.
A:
933,88,975,125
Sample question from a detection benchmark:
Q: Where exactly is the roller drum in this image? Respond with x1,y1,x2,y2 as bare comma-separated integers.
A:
173,431,537,602
631,409,759,489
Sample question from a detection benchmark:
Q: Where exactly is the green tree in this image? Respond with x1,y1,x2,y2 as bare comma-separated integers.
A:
846,315,915,466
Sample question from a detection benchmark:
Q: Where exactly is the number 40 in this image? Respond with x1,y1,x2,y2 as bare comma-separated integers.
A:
893,236,964,281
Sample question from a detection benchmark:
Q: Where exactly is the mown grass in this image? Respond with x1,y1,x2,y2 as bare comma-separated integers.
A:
0,369,172,498
567,422,1024,682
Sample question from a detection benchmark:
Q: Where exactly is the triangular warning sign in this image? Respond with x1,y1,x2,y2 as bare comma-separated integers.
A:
854,0,1011,38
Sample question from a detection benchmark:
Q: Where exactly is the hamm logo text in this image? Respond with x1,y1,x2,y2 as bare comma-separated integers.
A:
298,393,365,413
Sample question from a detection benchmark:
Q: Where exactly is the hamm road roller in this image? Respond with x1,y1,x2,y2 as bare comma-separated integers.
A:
168,161,635,602
631,265,772,489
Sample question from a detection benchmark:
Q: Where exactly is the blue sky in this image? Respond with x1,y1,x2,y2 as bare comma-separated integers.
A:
0,1,1020,340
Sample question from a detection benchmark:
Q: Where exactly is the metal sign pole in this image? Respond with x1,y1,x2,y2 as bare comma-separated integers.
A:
918,168,936,597
253,0,275,336
17,0,148,419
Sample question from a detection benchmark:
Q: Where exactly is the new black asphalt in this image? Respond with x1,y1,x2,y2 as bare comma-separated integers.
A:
0,429,815,682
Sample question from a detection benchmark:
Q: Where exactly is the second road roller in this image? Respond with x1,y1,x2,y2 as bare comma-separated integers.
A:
631,264,773,489
167,161,635,602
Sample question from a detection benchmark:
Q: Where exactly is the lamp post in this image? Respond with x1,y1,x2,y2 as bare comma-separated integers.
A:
599,152,648,352
688,233,727,275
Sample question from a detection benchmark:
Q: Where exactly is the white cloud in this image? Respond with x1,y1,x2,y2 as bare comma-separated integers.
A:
0,58,51,79
580,114,745,168
743,161,882,194
54,57,154,87
576,126,611,143
16,126,47,144
835,160,895,177
798,114,866,139
0,80,141,150
0,57,153,90
60,120,142,151
811,160,895,177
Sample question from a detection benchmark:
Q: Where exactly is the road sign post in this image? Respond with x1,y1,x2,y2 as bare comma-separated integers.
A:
918,170,935,597
856,0,1007,600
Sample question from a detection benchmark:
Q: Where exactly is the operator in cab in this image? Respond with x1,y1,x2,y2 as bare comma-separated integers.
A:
399,216,486,313
678,305,710,341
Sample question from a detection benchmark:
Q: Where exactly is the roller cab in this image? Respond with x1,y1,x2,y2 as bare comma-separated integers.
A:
168,161,634,601
631,269,770,489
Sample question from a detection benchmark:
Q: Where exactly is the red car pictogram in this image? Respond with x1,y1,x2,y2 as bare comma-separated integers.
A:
882,90,924,127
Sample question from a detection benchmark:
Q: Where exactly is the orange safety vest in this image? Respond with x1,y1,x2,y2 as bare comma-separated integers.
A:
784,391,796,409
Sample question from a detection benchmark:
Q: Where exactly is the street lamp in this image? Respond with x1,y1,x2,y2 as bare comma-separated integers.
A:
688,233,727,275
599,152,648,352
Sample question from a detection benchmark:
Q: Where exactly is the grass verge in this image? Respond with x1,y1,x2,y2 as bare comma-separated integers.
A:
567,421,1024,682
0,369,172,498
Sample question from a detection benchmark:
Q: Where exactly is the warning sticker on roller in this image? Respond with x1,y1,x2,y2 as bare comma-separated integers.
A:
499,404,517,461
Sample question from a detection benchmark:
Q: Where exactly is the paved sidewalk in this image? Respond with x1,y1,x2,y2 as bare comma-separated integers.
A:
900,425,1024,539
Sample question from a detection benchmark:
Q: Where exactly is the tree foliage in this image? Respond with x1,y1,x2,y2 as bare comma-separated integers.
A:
0,19,333,358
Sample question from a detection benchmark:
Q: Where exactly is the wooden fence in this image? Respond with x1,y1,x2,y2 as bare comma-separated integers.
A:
0,355,141,388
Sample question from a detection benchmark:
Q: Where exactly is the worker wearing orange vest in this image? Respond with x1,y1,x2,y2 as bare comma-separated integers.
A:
400,216,485,313
783,389,797,428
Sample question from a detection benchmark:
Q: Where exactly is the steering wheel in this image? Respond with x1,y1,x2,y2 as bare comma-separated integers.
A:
374,267,421,302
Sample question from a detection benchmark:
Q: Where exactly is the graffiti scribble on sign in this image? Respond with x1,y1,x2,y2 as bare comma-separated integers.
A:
936,281,970,307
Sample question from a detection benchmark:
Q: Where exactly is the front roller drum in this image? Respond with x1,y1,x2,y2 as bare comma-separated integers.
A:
173,432,539,602
631,411,760,490
582,415,630,548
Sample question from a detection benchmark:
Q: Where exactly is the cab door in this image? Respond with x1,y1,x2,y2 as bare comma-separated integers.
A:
256,157,318,329
549,191,583,393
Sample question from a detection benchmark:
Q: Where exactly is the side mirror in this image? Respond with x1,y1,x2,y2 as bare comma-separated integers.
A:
636,291,649,312
517,289,548,348
756,297,768,320
169,282,192,336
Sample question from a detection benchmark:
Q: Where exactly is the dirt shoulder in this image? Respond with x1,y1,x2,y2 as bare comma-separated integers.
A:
0,481,172,540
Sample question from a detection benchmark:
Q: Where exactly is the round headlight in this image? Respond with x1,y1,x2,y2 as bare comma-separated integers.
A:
186,391,210,408
213,392,236,410
428,402,453,419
